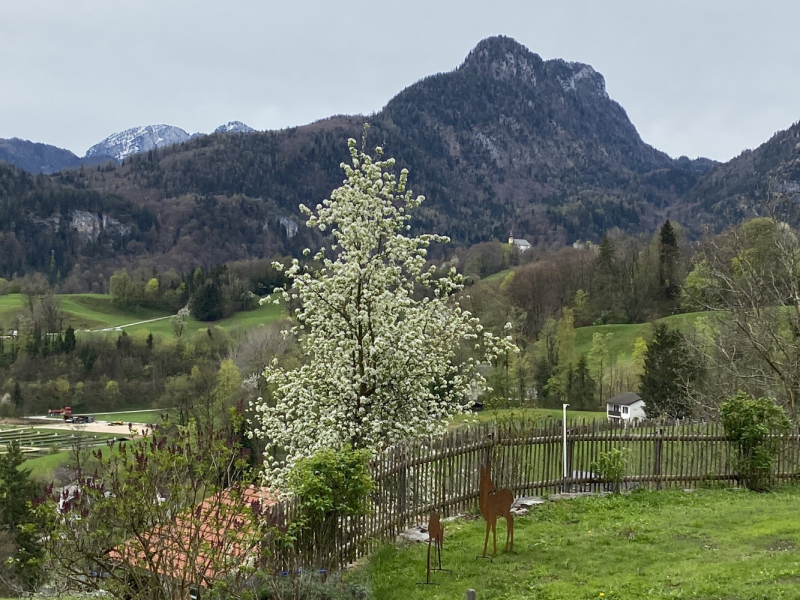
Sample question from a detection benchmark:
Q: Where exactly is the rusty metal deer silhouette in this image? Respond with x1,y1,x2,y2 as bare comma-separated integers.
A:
478,461,514,557
418,511,447,585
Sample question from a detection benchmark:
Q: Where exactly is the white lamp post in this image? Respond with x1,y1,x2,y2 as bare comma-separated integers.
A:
562,403,569,493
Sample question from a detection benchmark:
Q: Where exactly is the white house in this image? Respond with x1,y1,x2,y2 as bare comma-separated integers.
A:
605,392,646,423
508,235,532,252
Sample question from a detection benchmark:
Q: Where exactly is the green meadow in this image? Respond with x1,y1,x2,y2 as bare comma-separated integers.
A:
0,293,284,338
363,487,800,600
573,311,710,366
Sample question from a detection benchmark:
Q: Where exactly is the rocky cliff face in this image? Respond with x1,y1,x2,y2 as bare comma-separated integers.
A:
70,210,132,242
85,124,192,161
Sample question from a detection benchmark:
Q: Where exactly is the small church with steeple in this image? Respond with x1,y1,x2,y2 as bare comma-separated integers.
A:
508,232,532,252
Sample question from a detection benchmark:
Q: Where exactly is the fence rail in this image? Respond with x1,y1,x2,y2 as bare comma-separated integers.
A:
275,417,800,568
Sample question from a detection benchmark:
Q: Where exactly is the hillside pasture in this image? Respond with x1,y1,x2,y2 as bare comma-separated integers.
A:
0,293,284,338
573,311,711,365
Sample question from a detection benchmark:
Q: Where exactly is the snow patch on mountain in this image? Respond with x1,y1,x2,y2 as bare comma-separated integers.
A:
85,124,191,161
214,121,255,134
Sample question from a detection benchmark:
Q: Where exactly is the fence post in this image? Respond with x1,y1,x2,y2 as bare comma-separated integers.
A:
565,437,575,493
653,427,663,491
466,589,477,600
397,449,407,531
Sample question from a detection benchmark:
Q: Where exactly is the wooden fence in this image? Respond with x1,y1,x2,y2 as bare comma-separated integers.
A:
275,417,800,568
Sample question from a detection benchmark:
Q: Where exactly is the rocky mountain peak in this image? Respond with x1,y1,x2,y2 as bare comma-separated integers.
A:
214,121,255,134
461,35,543,85
462,36,606,98
85,124,191,161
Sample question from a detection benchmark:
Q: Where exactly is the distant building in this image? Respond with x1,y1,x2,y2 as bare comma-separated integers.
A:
508,235,532,252
605,392,646,423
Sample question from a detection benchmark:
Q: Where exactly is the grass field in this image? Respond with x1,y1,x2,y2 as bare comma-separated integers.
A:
21,437,131,480
573,311,710,365
363,487,800,600
482,269,513,284
0,293,284,338
451,407,606,428
20,451,70,479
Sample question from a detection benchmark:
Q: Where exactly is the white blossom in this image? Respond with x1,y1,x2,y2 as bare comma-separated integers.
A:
253,136,515,486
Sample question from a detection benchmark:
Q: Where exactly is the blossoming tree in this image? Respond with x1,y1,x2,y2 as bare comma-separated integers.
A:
255,134,514,484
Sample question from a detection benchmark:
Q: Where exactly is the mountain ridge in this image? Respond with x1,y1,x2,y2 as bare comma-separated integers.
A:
0,121,258,173
4,35,799,290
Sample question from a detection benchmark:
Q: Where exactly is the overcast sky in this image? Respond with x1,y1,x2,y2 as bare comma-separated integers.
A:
1,1,798,162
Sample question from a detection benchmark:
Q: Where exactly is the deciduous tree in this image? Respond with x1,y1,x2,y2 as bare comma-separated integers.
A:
255,135,514,484
37,422,267,600
683,217,800,416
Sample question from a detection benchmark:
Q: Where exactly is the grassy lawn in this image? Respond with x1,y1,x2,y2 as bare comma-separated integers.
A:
20,451,70,479
0,293,170,330
21,438,132,480
364,487,800,600
451,407,605,428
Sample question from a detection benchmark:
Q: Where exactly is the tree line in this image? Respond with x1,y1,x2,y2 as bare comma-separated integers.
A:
108,257,287,320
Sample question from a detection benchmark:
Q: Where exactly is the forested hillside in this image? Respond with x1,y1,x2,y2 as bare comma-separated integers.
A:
686,120,800,222
0,164,156,281
2,36,800,290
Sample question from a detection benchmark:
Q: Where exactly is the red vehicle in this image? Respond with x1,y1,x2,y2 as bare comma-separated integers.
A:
48,407,73,419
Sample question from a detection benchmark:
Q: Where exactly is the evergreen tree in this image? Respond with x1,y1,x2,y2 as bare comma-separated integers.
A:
639,323,699,419
62,325,76,353
191,281,224,321
658,220,679,299
0,441,41,589
567,354,597,410
567,354,596,410
11,382,22,408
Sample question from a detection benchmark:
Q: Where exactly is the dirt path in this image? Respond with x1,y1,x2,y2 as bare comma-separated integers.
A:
87,315,171,332
34,422,147,435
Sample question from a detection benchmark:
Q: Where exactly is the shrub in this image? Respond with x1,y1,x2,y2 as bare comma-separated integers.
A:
591,447,630,493
286,447,374,569
257,571,370,600
720,391,790,490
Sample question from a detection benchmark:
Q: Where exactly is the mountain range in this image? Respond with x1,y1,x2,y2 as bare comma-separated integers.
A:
0,35,798,287
0,121,257,174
